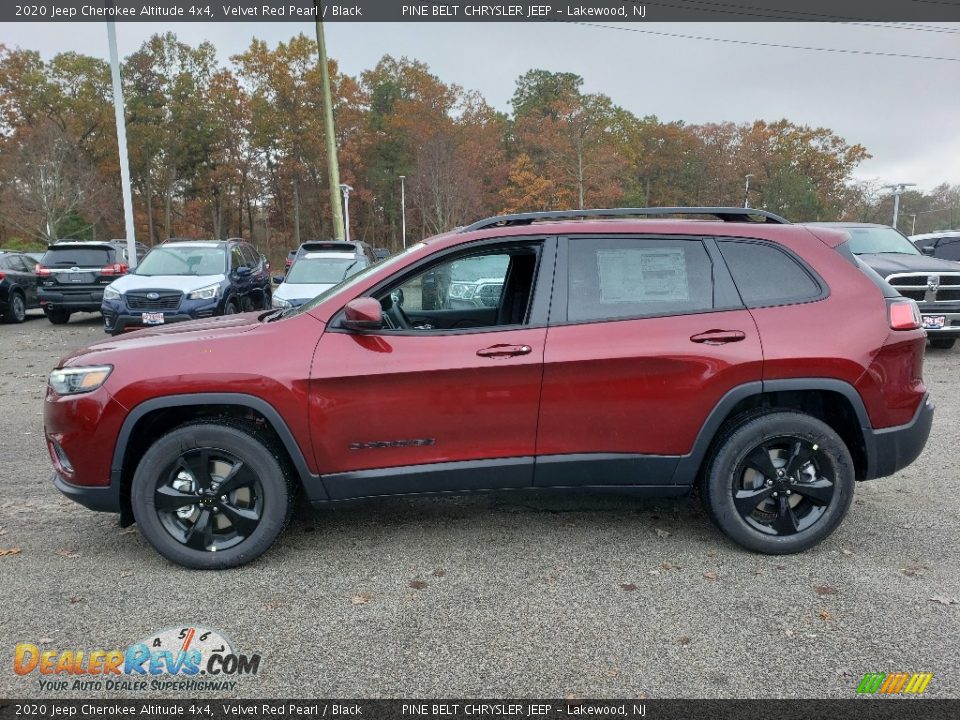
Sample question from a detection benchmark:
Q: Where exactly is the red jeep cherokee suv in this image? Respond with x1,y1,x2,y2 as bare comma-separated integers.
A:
44,208,933,569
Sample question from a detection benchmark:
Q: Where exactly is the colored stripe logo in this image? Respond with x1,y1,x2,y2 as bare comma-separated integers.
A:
857,672,933,694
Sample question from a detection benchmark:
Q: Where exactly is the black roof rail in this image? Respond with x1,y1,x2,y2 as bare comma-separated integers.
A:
459,207,790,233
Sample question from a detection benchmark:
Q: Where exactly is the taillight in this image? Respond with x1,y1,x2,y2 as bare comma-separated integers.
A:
0,272,5,281
889,299,922,330
35,264,52,276
100,263,128,276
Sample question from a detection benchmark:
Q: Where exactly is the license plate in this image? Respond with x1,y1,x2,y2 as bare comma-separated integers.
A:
66,273,92,283
142,312,165,325
923,315,946,330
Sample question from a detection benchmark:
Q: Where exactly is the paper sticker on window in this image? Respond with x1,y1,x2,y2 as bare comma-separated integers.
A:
596,248,690,303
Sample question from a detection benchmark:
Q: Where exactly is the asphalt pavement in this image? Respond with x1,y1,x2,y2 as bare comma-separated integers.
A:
1,311,958,699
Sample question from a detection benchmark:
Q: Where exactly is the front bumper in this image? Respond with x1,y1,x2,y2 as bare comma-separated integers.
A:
102,297,220,334
918,310,960,335
53,472,120,513
863,394,934,480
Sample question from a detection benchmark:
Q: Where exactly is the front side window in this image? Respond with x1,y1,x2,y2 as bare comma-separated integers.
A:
567,238,714,322
718,240,821,307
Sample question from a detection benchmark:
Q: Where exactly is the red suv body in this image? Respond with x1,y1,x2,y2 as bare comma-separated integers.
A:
44,208,933,568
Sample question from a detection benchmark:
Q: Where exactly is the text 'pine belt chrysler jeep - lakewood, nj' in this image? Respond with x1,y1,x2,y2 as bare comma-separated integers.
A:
44,208,934,569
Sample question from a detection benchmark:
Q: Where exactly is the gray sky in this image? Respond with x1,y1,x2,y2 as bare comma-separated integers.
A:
3,21,958,190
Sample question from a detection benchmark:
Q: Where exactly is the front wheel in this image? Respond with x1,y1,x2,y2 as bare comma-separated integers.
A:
130,421,293,569
702,410,855,555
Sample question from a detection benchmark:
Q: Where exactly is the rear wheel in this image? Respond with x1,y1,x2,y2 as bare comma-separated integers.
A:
45,308,71,325
702,410,855,554
223,298,239,315
3,292,26,323
929,337,955,350
130,421,293,569
261,288,272,310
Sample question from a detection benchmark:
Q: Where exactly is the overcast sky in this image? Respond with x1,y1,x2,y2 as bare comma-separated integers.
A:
3,21,958,190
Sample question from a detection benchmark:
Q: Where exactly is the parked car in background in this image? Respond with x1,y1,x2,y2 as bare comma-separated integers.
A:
284,250,297,275
807,222,960,349
911,230,960,261
447,254,510,309
47,207,932,569
36,241,144,325
374,247,391,261
273,241,375,309
0,250,41,323
101,239,271,335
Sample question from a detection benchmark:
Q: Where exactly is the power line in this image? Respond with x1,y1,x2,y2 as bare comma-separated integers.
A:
572,23,960,62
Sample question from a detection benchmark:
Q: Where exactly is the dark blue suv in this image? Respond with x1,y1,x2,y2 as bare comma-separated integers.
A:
101,239,271,335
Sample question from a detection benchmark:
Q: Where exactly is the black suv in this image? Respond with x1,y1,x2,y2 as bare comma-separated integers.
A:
0,250,41,323
37,241,145,325
808,222,960,349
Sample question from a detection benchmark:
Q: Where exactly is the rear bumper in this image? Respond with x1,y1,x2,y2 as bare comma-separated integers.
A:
53,472,120,513
863,394,934,480
39,288,104,312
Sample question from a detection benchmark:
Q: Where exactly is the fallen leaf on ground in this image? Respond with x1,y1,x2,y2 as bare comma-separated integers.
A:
69,596,82,604
654,529,671,539
660,562,673,570
784,629,795,638
841,549,853,556
929,596,958,606
752,569,765,576
0,547,22,557
38,638,53,644
818,610,832,621
620,583,637,592
119,570,133,577
606,669,620,678
677,636,691,646
815,584,839,596
432,568,446,577
703,571,718,581
263,601,281,611
351,594,372,605
409,579,428,590
119,527,137,536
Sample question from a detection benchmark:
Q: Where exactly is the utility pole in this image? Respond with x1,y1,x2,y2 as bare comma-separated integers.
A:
340,184,353,243
910,214,917,235
743,173,753,209
884,182,916,231
314,13,345,240
399,175,407,248
106,18,137,267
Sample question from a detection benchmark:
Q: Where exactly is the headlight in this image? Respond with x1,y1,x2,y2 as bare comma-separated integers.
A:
48,365,113,396
272,296,292,309
103,286,121,301
188,284,220,301
450,283,476,299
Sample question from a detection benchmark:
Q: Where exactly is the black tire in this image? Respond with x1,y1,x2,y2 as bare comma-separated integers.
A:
261,288,272,310
130,421,293,569
223,298,239,315
3,291,26,323
929,337,955,350
46,308,71,325
702,410,855,555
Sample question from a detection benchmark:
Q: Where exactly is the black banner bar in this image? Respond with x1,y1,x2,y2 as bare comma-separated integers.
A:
2,700,960,720
4,0,960,23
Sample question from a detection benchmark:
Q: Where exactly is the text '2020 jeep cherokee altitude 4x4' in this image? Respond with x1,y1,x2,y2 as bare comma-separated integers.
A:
45,208,933,569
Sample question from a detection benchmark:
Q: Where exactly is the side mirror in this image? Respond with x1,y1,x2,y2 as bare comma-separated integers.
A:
342,298,383,331
272,275,284,285
236,266,253,277
920,246,936,256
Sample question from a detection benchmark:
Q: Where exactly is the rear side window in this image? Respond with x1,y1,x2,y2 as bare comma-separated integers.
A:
718,240,821,307
567,238,714,322
41,247,114,267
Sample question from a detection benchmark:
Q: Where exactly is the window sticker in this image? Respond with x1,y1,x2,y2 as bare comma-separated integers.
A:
596,247,690,303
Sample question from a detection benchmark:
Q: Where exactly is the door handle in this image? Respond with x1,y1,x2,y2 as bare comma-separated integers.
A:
476,344,532,358
690,330,747,345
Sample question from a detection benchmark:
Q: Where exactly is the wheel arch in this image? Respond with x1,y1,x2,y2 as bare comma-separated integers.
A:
674,379,872,485
112,393,325,525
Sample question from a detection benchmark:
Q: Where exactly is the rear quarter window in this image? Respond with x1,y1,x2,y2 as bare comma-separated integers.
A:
41,247,115,267
718,240,822,307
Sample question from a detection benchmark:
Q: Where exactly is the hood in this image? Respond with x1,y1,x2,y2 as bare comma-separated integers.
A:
109,273,226,293
275,281,335,303
60,312,263,366
856,253,960,278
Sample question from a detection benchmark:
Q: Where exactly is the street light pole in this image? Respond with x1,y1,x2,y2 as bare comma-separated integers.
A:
883,182,917,231
910,214,917,235
399,175,406,248
106,18,137,267
339,184,353,243
743,174,753,209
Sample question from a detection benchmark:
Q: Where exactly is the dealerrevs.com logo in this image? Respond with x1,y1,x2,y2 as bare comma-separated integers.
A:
13,626,260,692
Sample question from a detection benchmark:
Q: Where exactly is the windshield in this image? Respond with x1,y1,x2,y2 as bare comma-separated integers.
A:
286,256,365,284
135,246,226,276
281,243,425,319
845,227,920,256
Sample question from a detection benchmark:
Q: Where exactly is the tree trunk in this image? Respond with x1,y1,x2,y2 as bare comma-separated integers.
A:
145,175,156,245
164,187,172,239
292,178,301,247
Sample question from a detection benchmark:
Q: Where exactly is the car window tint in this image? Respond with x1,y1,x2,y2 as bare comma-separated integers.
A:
8,255,28,271
396,253,512,313
718,240,821,307
567,238,714,322
0,256,10,270
241,245,259,268
936,240,960,261
21,255,38,270
230,246,244,271
42,247,114,267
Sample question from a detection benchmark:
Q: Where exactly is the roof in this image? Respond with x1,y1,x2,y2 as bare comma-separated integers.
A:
911,230,960,241
804,221,888,228
160,241,225,248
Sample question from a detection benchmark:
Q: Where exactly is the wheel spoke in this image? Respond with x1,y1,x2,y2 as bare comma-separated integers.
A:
183,508,213,550
218,503,260,537
178,450,213,490
790,478,834,506
745,446,778,480
217,460,253,495
733,485,774,516
771,494,800,534
785,440,815,475
155,485,202,512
